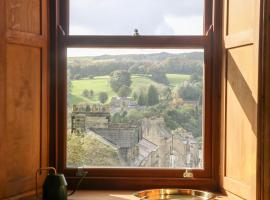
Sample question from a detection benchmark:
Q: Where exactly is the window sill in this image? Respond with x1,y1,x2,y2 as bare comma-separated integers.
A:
67,190,227,200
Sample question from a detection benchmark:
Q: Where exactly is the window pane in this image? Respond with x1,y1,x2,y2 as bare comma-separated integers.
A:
67,48,204,169
69,0,204,35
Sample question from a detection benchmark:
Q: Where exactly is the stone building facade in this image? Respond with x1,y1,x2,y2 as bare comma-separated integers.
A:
70,104,200,168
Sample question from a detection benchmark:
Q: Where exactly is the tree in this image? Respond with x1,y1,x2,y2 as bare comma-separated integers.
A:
161,87,172,100
147,85,159,106
150,71,169,85
137,93,146,106
67,133,121,167
175,80,202,101
88,75,95,79
67,133,87,167
68,52,204,79
163,105,202,138
82,89,90,98
117,86,131,97
109,70,132,92
127,109,144,123
190,73,201,82
132,92,138,100
178,82,201,101
73,74,82,80
111,113,122,123
99,92,108,104
89,89,94,97
111,111,128,123
163,110,179,130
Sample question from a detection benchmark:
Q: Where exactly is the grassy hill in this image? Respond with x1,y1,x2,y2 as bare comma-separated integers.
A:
68,52,203,79
70,74,190,105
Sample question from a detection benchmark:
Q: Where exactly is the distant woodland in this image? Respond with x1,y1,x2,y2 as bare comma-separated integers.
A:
68,52,203,80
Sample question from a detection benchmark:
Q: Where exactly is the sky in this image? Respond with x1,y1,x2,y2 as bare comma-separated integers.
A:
68,0,204,56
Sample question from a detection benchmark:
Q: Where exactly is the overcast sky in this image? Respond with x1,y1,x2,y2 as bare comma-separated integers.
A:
70,0,204,35
69,0,204,56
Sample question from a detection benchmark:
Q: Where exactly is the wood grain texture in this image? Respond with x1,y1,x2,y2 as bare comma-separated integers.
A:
62,35,206,48
221,0,260,199
223,191,246,200
66,177,217,191
5,44,41,196
0,0,49,199
258,0,270,199
223,177,251,199
0,0,7,197
7,30,46,47
227,0,254,35
225,46,257,199
224,29,254,49
1,190,37,200
7,0,41,34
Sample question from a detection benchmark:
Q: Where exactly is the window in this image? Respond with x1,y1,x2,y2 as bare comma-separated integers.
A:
55,0,220,190
67,48,204,169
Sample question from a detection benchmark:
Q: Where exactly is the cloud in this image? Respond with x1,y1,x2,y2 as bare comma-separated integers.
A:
69,0,204,35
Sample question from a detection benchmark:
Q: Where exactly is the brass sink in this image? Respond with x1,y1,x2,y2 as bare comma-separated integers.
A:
134,188,215,200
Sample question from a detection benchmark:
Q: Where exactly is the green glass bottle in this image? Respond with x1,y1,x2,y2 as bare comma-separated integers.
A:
43,173,67,200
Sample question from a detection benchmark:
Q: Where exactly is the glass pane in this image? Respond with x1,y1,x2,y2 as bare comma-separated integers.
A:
66,48,204,169
69,0,204,35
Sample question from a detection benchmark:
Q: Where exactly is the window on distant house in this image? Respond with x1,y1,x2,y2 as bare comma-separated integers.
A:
55,0,219,189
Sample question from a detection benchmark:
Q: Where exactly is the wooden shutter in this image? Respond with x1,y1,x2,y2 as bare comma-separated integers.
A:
0,0,49,199
258,0,270,199
220,0,261,199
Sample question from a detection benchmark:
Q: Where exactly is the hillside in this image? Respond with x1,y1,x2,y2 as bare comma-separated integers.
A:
68,52,203,79
70,74,190,104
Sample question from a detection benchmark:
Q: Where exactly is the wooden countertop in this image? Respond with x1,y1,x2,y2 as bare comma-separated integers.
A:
68,190,228,200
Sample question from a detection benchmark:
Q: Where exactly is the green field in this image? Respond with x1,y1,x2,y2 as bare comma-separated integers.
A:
70,74,190,105
167,74,190,87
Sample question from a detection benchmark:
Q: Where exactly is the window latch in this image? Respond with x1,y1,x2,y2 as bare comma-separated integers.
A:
206,24,214,36
183,169,194,178
58,25,66,36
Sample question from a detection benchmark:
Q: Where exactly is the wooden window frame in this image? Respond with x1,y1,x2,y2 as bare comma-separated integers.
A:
51,0,222,190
